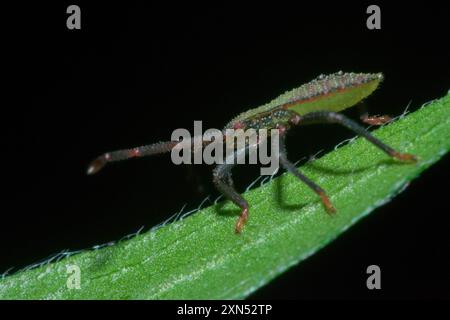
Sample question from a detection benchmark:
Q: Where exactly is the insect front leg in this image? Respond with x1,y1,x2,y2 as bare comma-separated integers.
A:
213,162,249,234
278,133,336,214
296,111,417,162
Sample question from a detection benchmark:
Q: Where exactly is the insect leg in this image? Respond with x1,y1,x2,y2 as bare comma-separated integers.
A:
213,162,249,233
226,172,235,189
298,111,417,162
358,102,392,125
278,134,336,213
87,141,179,175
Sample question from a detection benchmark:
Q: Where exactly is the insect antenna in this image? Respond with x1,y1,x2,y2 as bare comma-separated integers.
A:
87,141,179,175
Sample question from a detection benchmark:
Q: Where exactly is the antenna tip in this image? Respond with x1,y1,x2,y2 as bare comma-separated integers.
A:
87,156,106,175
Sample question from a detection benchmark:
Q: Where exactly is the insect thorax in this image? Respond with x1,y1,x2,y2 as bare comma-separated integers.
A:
225,108,293,131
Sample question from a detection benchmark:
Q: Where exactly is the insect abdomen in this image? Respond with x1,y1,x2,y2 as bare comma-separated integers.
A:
225,72,383,129
282,72,383,115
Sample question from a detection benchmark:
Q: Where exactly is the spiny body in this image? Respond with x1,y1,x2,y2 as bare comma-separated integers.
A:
225,71,383,131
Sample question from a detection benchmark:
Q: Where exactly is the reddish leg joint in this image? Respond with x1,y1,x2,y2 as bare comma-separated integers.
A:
318,191,336,214
235,207,249,234
289,114,301,125
391,151,418,163
275,124,287,135
128,148,141,158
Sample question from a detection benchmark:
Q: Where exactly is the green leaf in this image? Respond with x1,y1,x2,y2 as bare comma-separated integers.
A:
1,93,449,300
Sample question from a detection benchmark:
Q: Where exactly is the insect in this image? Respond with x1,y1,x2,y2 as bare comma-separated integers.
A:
87,72,417,233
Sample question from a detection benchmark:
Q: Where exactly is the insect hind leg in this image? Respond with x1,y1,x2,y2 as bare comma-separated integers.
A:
298,111,417,162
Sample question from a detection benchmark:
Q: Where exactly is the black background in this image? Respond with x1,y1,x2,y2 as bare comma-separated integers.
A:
2,2,449,299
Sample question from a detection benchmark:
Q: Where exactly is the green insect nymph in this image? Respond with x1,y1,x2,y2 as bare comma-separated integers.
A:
88,71,417,233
